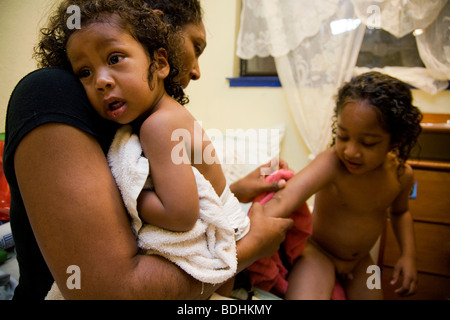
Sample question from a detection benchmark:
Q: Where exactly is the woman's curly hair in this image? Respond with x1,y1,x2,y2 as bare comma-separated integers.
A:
144,0,203,27
34,0,188,105
331,71,423,169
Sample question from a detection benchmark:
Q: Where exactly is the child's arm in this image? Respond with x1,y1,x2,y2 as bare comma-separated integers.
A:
388,164,418,296
263,148,339,218
137,112,200,232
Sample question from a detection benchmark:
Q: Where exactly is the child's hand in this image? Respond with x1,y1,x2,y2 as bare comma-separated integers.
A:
230,159,289,203
390,256,418,297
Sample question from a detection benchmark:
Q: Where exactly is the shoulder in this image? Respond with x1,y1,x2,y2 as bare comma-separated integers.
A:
387,153,414,189
140,99,194,138
313,147,342,172
9,67,87,109
7,67,87,133
304,147,342,182
6,67,116,156
13,67,80,92
398,162,415,190
318,147,340,161
28,67,74,80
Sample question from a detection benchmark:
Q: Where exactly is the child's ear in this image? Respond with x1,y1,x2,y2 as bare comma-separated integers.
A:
389,143,400,156
154,48,170,79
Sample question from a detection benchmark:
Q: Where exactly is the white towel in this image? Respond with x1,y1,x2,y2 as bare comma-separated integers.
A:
107,125,149,235
110,125,246,284
219,184,250,241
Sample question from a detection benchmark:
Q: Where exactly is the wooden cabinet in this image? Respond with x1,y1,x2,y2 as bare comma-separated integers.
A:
378,113,450,300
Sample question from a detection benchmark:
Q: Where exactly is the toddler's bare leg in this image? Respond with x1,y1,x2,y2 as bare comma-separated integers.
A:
284,241,336,300
342,254,383,300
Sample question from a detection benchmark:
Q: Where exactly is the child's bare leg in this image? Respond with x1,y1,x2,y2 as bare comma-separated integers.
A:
342,254,383,300
285,241,336,300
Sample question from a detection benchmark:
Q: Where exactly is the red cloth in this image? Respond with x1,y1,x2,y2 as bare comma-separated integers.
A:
246,169,312,297
245,169,346,300
332,279,346,300
0,140,11,222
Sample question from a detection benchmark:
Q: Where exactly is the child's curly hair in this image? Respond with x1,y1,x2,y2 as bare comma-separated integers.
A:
331,71,423,169
34,0,188,105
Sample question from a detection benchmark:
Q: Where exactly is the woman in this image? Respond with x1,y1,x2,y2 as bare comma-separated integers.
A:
3,0,293,300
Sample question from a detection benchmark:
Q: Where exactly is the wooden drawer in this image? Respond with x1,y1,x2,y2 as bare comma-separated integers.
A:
410,131,450,163
379,113,450,300
381,267,450,300
409,169,450,224
381,221,450,277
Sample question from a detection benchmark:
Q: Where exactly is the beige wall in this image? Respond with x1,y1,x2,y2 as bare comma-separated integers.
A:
1,0,449,172
0,0,56,130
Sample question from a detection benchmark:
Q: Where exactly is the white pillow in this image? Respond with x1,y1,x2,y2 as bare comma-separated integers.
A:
207,123,286,184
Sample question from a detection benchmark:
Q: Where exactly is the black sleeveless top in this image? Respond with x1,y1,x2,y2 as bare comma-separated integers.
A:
3,67,118,299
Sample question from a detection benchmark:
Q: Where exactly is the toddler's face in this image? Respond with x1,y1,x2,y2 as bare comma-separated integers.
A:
66,20,165,124
335,100,392,174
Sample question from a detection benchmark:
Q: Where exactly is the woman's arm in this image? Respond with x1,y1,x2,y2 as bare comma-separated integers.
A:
15,123,292,299
14,123,210,299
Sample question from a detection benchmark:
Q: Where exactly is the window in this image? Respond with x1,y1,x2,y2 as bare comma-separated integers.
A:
356,28,424,68
238,28,426,79
240,56,277,77
228,56,279,87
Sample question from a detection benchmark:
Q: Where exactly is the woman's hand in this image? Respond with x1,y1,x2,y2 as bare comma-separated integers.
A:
235,202,293,272
230,158,289,203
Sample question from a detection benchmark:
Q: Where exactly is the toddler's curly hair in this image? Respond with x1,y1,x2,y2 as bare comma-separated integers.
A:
34,0,188,105
331,71,423,169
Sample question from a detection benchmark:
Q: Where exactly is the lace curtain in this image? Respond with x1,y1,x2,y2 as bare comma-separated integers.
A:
415,1,450,81
237,0,449,158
